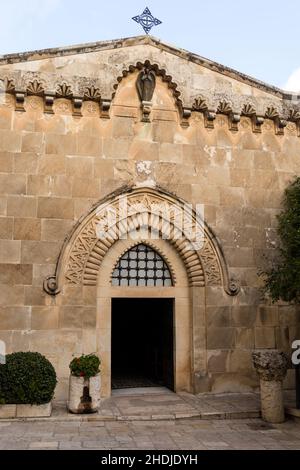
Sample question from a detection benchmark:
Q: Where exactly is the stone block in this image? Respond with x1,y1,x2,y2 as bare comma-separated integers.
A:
0,405,17,419
21,240,60,264
0,130,21,152
0,174,26,195
235,328,255,349
0,152,13,172
207,350,229,372
66,155,94,177
228,350,253,373
21,132,44,153
24,286,46,306
112,117,134,138
37,197,74,219
255,327,276,349
0,306,30,329
45,134,76,155
41,218,74,242
207,307,231,327
38,154,66,175
27,175,72,197
0,264,32,285
77,135,102,157
0,197,6,216
14,152,39,174
0,240,21,263
16,403,52,418
0,217,13,239
72,178,101,198
7,196,37,217
14,218,41,241
256,305,279,326
207,327,235,350
31,306,59,330
275,326,290,352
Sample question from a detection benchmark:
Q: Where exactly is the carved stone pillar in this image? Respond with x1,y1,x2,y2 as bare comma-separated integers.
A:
252,350,289,423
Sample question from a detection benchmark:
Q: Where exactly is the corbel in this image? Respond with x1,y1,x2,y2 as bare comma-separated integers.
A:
72,96,83,117
180,108,192,128
228,113,241,132
44,92,55,114
15,90,26,112
204,110,216,129
252,115,264,133
141,100,152,123
274,117,287,136
100,99,111,119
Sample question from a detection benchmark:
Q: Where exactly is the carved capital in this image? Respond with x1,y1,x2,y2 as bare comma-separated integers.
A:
43,276,60,296
252,350,289,382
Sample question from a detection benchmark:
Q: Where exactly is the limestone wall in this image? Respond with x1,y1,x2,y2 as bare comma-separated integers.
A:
0,38,299,399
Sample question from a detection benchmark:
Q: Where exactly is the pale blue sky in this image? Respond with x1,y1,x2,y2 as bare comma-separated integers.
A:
0,0,299,91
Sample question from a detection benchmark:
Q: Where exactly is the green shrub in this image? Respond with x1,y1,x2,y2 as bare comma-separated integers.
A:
69,354,100,379
0,352,57,405
262,177,300,303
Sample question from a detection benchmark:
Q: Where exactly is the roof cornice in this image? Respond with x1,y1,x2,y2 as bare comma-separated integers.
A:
0,35,298,101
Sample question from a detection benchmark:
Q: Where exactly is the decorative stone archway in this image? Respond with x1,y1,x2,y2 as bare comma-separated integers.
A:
44,186,239,397
44,186,239,296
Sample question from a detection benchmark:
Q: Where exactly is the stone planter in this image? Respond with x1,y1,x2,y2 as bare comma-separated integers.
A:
252,349,289,424
68,374,101,414
0,402,52,419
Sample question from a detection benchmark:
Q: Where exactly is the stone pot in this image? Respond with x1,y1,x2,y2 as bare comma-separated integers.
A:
68,373,101,414
252,349,289,424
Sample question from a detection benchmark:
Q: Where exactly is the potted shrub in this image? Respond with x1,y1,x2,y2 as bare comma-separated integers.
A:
68,354,101,414
0,352,57,418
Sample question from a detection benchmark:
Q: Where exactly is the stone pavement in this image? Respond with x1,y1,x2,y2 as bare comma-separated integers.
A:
0,389,299,450
1,417,300,450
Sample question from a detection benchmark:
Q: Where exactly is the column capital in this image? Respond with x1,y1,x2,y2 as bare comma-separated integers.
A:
252,349,289,382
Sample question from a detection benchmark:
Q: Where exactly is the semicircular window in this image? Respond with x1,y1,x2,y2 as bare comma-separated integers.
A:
112,244,173,287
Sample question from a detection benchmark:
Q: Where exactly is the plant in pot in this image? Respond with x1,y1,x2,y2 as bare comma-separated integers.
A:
68,354,101,414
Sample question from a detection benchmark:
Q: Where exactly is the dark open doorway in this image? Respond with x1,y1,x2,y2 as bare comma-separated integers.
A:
111,298,174,391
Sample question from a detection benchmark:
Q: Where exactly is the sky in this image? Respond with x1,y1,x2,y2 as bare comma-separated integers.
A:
0,0,299,92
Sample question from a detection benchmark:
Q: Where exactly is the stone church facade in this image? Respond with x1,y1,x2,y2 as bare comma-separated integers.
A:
0,35,299,400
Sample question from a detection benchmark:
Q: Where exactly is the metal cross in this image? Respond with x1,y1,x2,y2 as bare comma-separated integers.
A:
132,7,162,35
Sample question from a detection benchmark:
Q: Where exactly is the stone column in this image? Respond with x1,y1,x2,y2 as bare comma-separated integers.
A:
252,350,289,424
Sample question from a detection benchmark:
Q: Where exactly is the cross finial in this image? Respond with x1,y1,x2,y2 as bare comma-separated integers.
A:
132,7,162,35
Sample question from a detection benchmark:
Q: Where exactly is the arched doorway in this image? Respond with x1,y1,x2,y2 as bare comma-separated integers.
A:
111,244,175,390
97,237,192,398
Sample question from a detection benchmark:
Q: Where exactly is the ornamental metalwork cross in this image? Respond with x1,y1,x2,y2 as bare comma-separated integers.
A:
132,7,162,35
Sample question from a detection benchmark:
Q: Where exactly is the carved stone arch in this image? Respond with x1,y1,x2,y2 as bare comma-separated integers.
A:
111,60,183,110
44,186,239,296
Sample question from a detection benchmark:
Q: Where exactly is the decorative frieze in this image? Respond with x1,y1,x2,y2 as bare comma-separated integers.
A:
0,66,298,134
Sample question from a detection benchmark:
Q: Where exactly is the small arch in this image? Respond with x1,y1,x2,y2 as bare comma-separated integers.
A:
111,243,174,287
111,60,183,110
